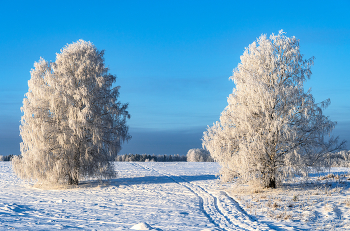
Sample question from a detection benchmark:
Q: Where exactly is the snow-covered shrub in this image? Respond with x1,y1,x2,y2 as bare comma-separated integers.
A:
12,40,130,185
203,31,345,188
187,148,213,162
338,150,350,167
324,150,350,167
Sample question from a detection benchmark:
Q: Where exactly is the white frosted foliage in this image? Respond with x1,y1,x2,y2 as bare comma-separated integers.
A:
187,148,213,162
202,31,344,188
13,40,130,185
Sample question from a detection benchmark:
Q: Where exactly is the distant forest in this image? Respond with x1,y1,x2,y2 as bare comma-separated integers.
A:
0,154,14,161
115,154,186,162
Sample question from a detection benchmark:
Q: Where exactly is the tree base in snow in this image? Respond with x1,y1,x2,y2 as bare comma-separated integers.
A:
68,176,79,185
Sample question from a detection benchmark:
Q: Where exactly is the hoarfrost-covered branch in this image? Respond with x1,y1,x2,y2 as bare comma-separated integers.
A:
203,31,345,188
13,40,131,185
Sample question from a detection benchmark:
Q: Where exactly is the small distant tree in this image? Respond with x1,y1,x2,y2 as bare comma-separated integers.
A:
187,148,213,162
203,31,345,188
13,40,130,185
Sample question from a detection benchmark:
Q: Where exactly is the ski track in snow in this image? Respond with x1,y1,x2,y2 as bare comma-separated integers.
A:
133,162,271,231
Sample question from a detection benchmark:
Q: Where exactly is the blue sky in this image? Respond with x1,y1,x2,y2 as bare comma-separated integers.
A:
1,0,349,155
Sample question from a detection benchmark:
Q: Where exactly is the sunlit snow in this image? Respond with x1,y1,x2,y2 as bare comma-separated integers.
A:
1,162,350,230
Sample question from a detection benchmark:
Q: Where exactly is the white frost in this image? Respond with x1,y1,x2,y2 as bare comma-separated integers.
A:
12,40,130,185
203,30,344,188
131,222,153,230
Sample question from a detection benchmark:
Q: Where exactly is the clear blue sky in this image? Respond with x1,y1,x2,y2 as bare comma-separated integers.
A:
1,0,349,155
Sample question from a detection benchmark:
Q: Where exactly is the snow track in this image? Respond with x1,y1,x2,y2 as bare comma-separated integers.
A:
134,163,271,231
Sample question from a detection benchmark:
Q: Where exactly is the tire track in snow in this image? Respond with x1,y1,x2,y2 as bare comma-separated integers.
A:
132,163,271,231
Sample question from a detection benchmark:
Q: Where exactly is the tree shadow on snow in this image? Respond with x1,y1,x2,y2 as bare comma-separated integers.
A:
306,169,349,178
0,203,35,217
74,174,217,189
108,174,218,187
282,179,350,192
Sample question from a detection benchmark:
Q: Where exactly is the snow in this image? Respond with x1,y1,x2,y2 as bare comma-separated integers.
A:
1,162,349,230
131,222,153,230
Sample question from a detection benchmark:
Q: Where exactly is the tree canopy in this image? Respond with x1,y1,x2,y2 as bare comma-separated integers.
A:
13,40,130,185
203,31,345,188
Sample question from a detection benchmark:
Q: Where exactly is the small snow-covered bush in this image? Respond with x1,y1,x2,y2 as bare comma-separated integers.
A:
187,148,214,162
327,150,350,167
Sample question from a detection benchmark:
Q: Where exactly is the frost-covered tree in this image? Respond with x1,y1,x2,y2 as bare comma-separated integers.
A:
203,31,345,188
13,40,130,185
187,148,213,162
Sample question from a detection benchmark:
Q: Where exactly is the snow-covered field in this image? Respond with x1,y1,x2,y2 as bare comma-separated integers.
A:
1,162,350,230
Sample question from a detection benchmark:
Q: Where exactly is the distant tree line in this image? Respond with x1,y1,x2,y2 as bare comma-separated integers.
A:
115,150,216,162
115,154,187,162
0,154,14,161
2,151,215,163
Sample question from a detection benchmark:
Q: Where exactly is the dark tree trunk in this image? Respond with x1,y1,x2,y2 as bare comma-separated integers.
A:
267,177,276,188
68,174,79,185
68,175,79,185
263,166,276,188
68,145,81,185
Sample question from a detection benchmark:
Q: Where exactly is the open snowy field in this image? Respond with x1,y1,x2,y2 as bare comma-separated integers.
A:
1,162,350,230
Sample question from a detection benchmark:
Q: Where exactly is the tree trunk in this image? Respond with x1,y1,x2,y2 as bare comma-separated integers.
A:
267,177,276,188
68,144,81,185
263,166,276,188
68,174,79,185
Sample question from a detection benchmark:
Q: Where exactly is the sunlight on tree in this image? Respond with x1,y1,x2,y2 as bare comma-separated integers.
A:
203,31,345,188
13,40,131,185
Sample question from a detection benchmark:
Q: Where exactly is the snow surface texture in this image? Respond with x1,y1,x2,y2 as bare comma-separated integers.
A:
1,162,349,230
